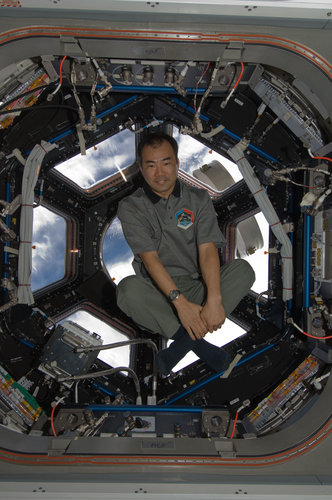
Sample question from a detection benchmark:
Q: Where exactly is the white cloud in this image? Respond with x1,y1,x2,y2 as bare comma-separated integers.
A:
32,206,66,290
106,258,134,284
55,154,97,187
103,216,134,282
54,129,135,188
31,237,52,272
105,216,124,239
33,205,60,233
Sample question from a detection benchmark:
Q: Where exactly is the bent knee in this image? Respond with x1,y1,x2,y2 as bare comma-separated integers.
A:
237,259,256,288
117,275,140,301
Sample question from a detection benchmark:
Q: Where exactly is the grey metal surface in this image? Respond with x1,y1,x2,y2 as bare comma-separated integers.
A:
1,0,332,27
0,20,331,122
0,480,332,500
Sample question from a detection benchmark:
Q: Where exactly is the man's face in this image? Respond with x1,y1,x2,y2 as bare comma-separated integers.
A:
139,140,179,199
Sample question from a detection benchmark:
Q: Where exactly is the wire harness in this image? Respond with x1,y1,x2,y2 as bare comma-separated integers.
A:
17,140,57,305
228,139,293,301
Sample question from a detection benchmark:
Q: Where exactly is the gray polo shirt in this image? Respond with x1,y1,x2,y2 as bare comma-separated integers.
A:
117,180,225,278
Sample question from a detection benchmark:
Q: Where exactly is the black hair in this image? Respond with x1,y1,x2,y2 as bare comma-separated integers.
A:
137,132,179,164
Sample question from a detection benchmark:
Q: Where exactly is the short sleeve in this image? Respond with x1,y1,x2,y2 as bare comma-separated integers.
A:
195,191,226,248
117,196,157,255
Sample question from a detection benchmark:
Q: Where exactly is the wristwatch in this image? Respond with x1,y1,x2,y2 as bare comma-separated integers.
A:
168,289,181,302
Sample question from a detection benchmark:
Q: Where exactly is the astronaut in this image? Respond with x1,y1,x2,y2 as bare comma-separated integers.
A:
117,132,255,374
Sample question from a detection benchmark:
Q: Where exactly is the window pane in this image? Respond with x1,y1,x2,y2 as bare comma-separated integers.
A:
242,212,269,294
173,127,242,186
103,216,134,284
61,310,130,369
32,206,66,291
54,129,135,188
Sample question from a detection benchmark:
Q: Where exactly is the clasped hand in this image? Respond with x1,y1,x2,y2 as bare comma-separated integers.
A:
174,296,225,341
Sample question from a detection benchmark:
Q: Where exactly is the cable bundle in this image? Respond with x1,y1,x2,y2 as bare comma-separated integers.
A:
17,141,57,305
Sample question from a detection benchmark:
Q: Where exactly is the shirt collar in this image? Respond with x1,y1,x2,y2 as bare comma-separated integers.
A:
143,179,181,204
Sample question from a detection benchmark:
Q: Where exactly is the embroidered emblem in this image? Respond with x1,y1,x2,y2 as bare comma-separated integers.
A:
176,208,194,230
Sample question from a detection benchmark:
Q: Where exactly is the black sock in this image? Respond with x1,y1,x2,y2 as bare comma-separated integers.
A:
156,326,231,375
191,340,230,373
156,327,192,375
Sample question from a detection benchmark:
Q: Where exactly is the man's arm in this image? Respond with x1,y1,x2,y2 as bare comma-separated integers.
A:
139,250,208,340
198,242,226,333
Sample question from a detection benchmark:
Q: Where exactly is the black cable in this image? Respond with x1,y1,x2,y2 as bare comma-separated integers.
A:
0,157,19,177
40,90,65,131
0,104,80,116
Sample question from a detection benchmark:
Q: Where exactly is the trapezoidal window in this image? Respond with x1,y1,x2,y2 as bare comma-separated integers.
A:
54,128,135,189
60,310,130,369
173,127,243,189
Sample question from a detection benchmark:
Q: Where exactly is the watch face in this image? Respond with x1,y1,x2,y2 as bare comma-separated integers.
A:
169,289,180,301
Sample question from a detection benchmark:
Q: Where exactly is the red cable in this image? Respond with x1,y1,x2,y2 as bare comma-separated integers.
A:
299,329,332,340
291,318,332,340
230,411,239,439
232,61,244,92
59,55,67,85
311,155,332,164
50,402,58,437
200,62,210,80
194,62,210,111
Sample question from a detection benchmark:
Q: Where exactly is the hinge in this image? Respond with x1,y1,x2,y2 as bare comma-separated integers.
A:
48,437,72,456
215,439,236,458
223,42,244,61
60,35,83,56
